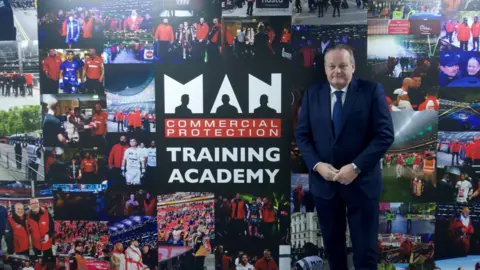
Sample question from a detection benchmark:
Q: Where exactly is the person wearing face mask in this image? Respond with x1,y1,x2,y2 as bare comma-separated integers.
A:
295,44,394,269
65,14,80,48
109,135,129,186
124,10,143,32
5,203,30,256
154,18,175,61
449,207,474,256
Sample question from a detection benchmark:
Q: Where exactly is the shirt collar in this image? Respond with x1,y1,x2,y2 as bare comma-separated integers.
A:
330,85,348,95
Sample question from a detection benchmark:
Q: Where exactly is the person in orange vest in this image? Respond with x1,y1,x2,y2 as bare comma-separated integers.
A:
472,16,480,51
464,140,475,167
457,18,471,51
80,152,97,183
444,0,461,13
25,73,33,96
83,16,93,39
451,139,461,165
116,111,125,132
449,207,474,256
262,197,276,240
41,49,62,94
5,203,30,256
92,102,108,150
444,20,455,43
69,240,87,270
417,89,439,111
255,249,279,270
27,198,54,257
423,153,436,187
154,18,174,60
128,111,135,132
133,108,142,132
230,193,246,237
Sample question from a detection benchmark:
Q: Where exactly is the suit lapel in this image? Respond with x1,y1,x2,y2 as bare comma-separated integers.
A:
334,78,360,142
319,83,334,140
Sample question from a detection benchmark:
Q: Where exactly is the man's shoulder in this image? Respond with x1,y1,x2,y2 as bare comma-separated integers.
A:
354,77,379,92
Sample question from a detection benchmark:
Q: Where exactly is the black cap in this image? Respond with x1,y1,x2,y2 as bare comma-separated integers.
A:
442,51,460,67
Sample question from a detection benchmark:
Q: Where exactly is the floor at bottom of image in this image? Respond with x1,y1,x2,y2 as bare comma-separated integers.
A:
435,256,480,269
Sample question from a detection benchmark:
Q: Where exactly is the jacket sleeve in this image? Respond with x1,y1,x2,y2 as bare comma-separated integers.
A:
294,88,321,171
48,212,55,236
353,83,394,173
5,219,13,253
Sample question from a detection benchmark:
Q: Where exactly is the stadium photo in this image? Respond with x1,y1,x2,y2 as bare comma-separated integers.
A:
106,133,156,188
291,212,353,270
437,131,480,169
436,166,480,204
53,184,107,221
439,87,480,131
0,41,40,104
291,173,315,213
0,182,55,261
222,0,292,17
221,16,292,62
41,94,108,152
440,50,480,87
215,191,289,270
54,220,110,269
434,204,480,267
106,189,157,217
380,111,438,202
39,47,106,95
157,192,214,270
291,25,368,89
108,216,158,270
45,148,108,184
105,65,155,133
378,202,435,264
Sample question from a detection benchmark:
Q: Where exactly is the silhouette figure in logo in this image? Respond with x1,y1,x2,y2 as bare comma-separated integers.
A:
175,94,192,115
254,94,277,116
216,94,239,116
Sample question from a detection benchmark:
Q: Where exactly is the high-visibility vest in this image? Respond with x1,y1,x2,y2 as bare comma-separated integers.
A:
423,159,435,174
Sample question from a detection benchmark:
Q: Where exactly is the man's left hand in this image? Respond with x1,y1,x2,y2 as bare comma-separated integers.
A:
333,163,359,185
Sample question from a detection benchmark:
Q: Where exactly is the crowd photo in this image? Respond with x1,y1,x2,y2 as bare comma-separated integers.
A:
53,184,107,221
106,189,157,217
105,65,156,133
435,166,480,205
437,131,480,168
157,192,215,270
214,192,289,270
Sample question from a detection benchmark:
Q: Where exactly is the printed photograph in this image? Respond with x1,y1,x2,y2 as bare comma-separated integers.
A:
439,87,480,131
108,216,158,270
39,48,106,95
0,0,17,41
106,188,157,217
141,0,221,64
434,204,480,266
53,184,107,221
105,65,156,133
293,0,367,26
367,0,441,35
157,192,214,269
54,220,110,269
437,131,480,168
290,173,314,213
440,11,480,52
215,191,289,270
222,0,292,17
436,166,480,205
440,50,480,87
221,16,292,62
10,0,38,41
378,202,435,264
442,0,480,13
381,111,438,202
0,182,54,260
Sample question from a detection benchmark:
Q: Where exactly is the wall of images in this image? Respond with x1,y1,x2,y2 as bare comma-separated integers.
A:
0,0,478,268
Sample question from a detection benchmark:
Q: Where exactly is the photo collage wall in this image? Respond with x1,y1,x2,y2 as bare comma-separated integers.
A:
0,0,477,268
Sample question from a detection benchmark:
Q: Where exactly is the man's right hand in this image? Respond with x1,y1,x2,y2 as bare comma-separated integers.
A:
315,162,339,181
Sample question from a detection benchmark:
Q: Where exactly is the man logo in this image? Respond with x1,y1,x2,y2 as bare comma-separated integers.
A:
176,0,190,5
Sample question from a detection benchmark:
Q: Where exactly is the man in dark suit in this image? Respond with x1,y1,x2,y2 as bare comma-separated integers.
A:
295,44,394,269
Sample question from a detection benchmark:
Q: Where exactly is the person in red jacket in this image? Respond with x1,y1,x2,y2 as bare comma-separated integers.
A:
116,111,125,132
27,198,54,257
154,18,174,60
451,139,461,165
417,89,439,111
109,135,129,185
41,49,62,94
25,73,33,96
472,16,480,51
445,20,455,43
255,249,279,270
449,207,474,256
230,193,246,237
195,17,209,61
457,18,471,51
5,203,30,256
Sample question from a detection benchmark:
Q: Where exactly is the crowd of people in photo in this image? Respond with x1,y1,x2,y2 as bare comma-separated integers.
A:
369,0,440,18
0,72,35,97
107,191,156,217
54,220,108,258
109,106,156,132
438,135,480,167
442,16,480,52
53,185,106,220
437,169,480,205
215,246,279,270
45,150,107,184
295,0,368,17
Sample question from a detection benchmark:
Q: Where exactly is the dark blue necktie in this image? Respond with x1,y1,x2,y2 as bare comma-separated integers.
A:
332,90,343,138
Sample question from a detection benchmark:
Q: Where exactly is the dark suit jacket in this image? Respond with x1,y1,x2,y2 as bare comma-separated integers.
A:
295,78,394,200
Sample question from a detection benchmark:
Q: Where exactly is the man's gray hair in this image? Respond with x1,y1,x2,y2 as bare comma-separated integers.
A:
324,44,356,66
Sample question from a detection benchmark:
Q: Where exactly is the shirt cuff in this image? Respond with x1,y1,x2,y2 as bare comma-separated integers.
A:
313,162,322,172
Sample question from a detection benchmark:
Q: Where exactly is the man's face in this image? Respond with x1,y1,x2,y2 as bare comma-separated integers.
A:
467,58,480,76
120,136,126,143
29,199,40,213
324,49,355,89
95,104,101,111
88,49,96,56
67,52,73,61
49,49,56,57
142,246,149,253
85,152,91,159
264,251,271,260
133,240,139,247
200,18,204,24
130,139,137,147
116,243,123,252
151,140,156,147
462,212,469,218
14,204,24,217
440,65,459,77
241,255,248,264
163,18,168,24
